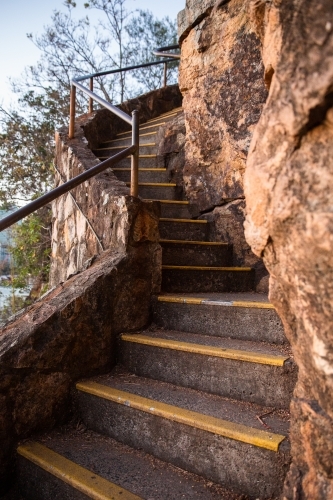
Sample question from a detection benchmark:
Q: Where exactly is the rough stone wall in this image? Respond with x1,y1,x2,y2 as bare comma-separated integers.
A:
178,0,268,291
0,203,160,494
244,1,333,498
50,85,181,287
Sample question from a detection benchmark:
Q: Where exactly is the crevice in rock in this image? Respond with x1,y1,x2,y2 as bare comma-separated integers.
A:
296,90,333,149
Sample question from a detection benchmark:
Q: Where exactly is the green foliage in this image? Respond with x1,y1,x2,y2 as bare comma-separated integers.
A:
9,209,51,291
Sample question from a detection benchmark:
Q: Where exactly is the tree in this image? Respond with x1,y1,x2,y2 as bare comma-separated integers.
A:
0,0,177,298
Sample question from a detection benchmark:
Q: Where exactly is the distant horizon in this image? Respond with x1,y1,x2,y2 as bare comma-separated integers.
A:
0,0,183,107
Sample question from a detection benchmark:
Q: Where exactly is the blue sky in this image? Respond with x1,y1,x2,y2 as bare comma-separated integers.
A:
0,0,184,106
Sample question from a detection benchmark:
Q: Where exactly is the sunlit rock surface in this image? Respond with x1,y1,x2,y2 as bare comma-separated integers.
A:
244,1,333,498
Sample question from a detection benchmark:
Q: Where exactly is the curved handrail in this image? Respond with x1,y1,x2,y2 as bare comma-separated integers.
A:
153,44,181,60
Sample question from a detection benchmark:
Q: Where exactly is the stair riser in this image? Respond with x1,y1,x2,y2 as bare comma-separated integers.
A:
104,133,157,147
18,457,85,500
159,221,208,241
120,343,296,409
138,186,183,201
161,243,232,267
158,203,193,219
76,391,289,499
114,170,169,183
99,157,160,169
94,145,156,156
162,269,255,293
153,301,286,343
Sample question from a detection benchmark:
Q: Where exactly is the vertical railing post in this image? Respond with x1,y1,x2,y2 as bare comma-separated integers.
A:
69,84,76,139
131,110,139,197
89,77,94,113
163,62,168,87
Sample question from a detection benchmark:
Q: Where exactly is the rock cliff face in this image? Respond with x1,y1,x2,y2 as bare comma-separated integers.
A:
178,0,267,212
178,0,268,290
244,1,333,498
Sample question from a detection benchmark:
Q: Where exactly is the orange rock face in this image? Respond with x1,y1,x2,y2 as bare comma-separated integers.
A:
244,1,333,498
179,0,267,211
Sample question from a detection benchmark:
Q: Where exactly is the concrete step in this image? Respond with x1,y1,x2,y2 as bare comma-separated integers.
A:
101,131,157,148
131,184,183,201
17,430,235,500
120,330,296,408
96,155,160,169
159,218,209,240
161,265,255,293
93,143,157,156
118,121,170,138
113,168,169,184
152,293,287,344
75,371,290,499
160,239,232,267
144,199,199,219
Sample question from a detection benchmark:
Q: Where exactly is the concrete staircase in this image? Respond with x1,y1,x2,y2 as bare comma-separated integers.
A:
16,108,297,499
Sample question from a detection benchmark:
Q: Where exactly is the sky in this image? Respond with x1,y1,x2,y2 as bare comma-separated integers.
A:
0,0,184,106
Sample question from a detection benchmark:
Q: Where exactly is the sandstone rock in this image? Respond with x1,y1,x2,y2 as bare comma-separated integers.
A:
244,0,333,497
178,0,267,212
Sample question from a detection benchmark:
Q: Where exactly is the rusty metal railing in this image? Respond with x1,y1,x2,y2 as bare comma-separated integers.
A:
0,46,181,232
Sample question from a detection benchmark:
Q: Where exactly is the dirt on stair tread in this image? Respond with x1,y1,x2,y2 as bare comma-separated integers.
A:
124,325,294,359
87,366,290,437
28,424,250,500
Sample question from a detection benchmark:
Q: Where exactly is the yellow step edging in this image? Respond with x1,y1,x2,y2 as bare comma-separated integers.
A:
117,122,166,136
162,265,252,271
126,182,176,187
121,334,288,366
104,131,157,144
144,199,190,205
157,295,275,309
160,239,228,246
95,143,156,151
113,168,166,172
76,382,286,452
18,442,142,500
98,155,156,160
160,218,207,224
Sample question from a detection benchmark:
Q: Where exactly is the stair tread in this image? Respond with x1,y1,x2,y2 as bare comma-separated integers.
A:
18,441,141,500
160,239,228,246
78,369,290,442
19,431,234,500
121,328,292,362
162,265,252,271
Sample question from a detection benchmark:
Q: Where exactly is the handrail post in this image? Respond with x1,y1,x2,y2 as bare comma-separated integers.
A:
89,77,94,113
69,84,76,139
131,110,139,197
163,62,168,87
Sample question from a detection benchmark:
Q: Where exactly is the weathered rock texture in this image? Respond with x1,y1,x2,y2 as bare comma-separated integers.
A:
50,85,181,286
244,1,333,498
178,0,268,291
0,209,160,494
178,0,268,212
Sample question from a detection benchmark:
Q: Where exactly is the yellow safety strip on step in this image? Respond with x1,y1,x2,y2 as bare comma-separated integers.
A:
76,382,286,452
121,334,288,366
126,182,176,187
113,168,166,172
95,143,156,151
146,112,178,123
157,295,275,309
160,239,228,246
17,442,142,500
102,132,157,144
162,265,252,271
159,218,207,224
99,155,157,160
144,199,190,204
117,122,166,136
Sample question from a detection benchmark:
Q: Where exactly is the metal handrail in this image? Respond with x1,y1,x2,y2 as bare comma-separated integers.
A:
0,47,181,232
153,44,181,60
0,145,135,232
